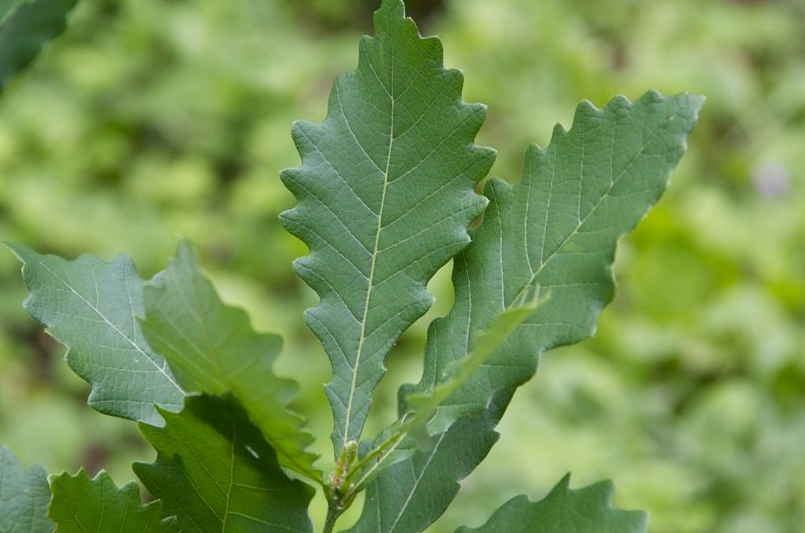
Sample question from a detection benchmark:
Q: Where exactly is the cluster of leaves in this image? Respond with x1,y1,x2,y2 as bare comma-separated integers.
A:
2,0,804,531
0,0,703,531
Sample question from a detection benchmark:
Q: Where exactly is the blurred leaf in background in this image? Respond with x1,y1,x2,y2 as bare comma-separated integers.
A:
0,0,804,532
0,0,77,91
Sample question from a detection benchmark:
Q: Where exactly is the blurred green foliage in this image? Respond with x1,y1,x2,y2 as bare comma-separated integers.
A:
0,0,803,532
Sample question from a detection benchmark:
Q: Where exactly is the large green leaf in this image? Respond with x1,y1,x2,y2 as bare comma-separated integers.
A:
348,92,704,532
140,241,320,481
455,475,646,533
7,245,186,426
0,0,77,91
48,470,177,533
280,0,496,454
133,394,315,533
0,447,53,533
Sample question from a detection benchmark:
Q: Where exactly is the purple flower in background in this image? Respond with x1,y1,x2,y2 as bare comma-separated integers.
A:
751,161,790,198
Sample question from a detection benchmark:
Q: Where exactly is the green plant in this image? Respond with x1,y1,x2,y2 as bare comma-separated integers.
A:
0,0,703,531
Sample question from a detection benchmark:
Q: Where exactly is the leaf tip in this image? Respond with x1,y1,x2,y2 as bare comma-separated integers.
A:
175,238,196,259
3,241,32,262
577,98,600,115
551,121,568,140
377,0,405,18
681,92,707,117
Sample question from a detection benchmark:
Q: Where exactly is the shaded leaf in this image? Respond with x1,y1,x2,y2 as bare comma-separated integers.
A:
133,394,315,533
140,241,320,481
280,0,495,454
0,446,54,533
455,475,646,533
0,0,77,91
48,470,177,533
7,244,185,426
348,92,704,533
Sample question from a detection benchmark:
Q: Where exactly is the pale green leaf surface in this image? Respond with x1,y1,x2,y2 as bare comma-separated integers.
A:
0,0,77,90
280,0,496,454
455,475,646,533
7,244,186,426
140,241,320,480
133,394,315,533
0,447,53,533
348,92,704,533
48,470,177,533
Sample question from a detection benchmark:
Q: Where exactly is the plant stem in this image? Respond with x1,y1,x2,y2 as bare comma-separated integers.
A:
343,431,403,486
353,433,406,491
323,501,341,533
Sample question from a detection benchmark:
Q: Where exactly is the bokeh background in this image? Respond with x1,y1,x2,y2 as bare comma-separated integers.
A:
1,0,804,531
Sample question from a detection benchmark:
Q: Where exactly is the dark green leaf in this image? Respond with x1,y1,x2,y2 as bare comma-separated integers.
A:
7,245,186,426
280,0,496,454
0,0,77,91
455,475,646,533
133,394,315,533
348,92,704,533
48,470,177,533
140,241,320,481
0,446,54,533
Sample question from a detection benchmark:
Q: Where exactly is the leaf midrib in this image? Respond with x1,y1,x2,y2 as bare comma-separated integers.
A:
343,17,396,448
512,110,674,306
35,259,185,395
387,431,447,533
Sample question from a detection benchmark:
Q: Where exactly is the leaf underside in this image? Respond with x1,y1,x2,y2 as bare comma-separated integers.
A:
0,0,77,91
7,244,186,426
140,241,320,480
280,0,496,454
134,394,315,533
0,447,53,533
455,475,647,533
348,91,704,533
48,470,177,533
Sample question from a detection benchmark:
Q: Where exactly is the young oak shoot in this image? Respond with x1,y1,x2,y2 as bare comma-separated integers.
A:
1,0,703,532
